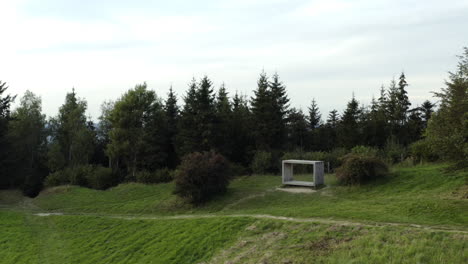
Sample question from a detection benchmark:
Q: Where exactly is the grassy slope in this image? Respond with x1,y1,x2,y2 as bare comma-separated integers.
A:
1,164,467,263
1,211,466,264
31,164,468,227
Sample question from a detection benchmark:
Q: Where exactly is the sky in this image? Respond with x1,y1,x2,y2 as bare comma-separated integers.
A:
1,0,467,120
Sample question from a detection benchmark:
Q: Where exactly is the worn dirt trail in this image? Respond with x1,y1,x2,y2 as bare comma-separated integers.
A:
33,211,468,234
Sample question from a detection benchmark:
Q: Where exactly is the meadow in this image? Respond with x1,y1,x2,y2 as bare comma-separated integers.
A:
1,164,467,263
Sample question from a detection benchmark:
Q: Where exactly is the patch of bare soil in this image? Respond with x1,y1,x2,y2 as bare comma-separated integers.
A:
276,187,316,193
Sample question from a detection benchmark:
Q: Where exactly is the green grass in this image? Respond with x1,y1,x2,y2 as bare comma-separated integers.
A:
1,163,467,263
1,210,466,264
30,164,468,227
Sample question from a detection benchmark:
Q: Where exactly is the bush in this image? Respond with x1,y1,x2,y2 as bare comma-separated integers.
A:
44,170,69,187
410,139,439,164
45,165,116,190
68,165,94,186
383,139,407,164
251,151,273,174
136,168,174,184
336,154,389,185
350,145,379,157
86,166,115,190
174,151,230,204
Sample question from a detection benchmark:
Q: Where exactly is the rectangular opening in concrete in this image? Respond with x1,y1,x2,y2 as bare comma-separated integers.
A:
282,160,324,187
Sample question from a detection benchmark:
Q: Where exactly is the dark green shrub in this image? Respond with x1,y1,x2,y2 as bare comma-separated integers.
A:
174,151,230,204
86,166,115,190
44,170,69,187
351,145,379,157
68,165,93,186
410,139,439,164
383,139,407,164
229,162,249,177
136,168,174,184
251,151,273,174
336,154,389,185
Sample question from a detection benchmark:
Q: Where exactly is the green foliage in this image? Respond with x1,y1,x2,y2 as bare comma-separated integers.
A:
86,166,115,190
251,151,273,174
136,168,174,184
410,139,439,164
107,83,167,177
174,151,230,204
45,165,116,190
424,48,468,167
336,154,389,185
350,145,379,157
383,137,407,164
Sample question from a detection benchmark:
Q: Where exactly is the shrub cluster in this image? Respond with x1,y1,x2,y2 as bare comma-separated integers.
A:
45,165,116,190
336,154,389,185
281,148,348,173
135,168,175,184
251,151,273,174
410,139,439,164
174,151,230,204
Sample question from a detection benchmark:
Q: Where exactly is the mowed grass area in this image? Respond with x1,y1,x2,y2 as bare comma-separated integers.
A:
0,210,466,264
28,164,468,228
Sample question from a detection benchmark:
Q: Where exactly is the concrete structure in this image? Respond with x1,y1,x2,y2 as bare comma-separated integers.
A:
282,160,325,187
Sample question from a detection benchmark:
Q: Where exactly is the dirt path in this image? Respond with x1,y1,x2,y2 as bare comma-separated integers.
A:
33,211,468,234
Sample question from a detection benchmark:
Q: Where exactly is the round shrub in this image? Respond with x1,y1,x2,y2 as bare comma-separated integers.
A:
336,154,389,185
350,145,379,157
174,151,230,204
44,170,69,187
410,139,439,164
86,166,115,190
68,165,94,186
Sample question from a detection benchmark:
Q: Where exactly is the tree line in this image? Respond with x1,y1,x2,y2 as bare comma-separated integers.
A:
1,47,466,196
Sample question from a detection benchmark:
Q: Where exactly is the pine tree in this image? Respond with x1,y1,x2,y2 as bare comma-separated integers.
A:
195,75,216,151
338,95,361,149
214,83,233,158
420,100,435,127
269,72,289,150
231,92,253,165
165,87,179,168
0,80,15,188
177,78,199,156
287,108,309,151
308,98,321,129
251,71,274,150
425,47,468,166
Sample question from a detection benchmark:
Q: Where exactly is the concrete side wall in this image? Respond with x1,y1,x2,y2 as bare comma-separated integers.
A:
282,163,294,183
313,161,325,186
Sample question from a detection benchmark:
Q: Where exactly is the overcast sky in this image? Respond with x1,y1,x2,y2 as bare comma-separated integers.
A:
1,0,467,120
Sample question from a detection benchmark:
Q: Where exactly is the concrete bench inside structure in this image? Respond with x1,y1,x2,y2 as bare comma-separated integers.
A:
282,160,325,187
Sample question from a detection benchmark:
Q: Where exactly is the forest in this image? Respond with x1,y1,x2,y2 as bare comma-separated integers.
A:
0,47,467,197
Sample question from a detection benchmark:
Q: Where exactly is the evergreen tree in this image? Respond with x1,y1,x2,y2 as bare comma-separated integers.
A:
308,98,321,129
214,83,233,158
425,47,468,166
177,78,199,156
338,95,361,149
230,92,253,165
0,80,15,188
287,108,309,151
269,72,289,149
165,87,179,168
251,71,274,150
420,100,435,127
195,75,217,151
97,100,114,167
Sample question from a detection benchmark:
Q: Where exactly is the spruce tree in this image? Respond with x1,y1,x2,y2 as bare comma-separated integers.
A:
269,72,289,149
165,87,179,168
195,76,217,151
338,95,361,149
214,83,233,158
0,81,15,188
251,71,274,150
308,98,321,129
287,108,309,151
231,92,253,165
177,78,199,156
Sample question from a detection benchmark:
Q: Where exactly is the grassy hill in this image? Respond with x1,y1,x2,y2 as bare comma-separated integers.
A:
1,164,467,263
